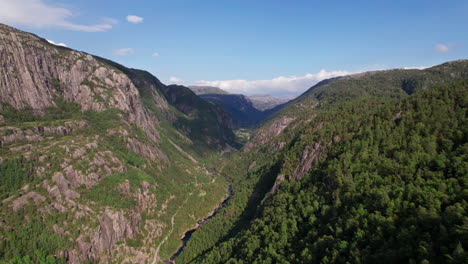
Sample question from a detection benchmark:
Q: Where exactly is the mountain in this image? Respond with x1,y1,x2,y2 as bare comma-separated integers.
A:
88,63,238,150
0,24,236,263
196,93,267,128
247,95,291,111
175,61,468,264
188,86,230,95
188,86,289,128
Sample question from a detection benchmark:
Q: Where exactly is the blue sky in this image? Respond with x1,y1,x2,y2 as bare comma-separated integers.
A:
0,0,467,97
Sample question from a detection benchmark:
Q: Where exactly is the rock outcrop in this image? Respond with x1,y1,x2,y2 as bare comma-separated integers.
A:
0,121,89,146
10,191,46,211
243,116,295,152
293,143,321,181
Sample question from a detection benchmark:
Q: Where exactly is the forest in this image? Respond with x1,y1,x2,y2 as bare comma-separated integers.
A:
178,81,467,264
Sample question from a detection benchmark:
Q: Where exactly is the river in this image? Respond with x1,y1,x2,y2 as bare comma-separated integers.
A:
162,184,233,264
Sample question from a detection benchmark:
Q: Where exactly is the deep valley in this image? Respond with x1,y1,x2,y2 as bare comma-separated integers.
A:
0,16,467,264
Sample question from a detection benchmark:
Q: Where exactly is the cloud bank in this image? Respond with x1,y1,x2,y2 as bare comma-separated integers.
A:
196,70,353,97
126,15,143,24
0,0,115,32
46,39,67,47
169,76,184,84
400,66,429,70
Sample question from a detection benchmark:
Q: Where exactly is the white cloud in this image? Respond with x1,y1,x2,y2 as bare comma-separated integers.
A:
169,76,184,84
435,44,449,53
152,52,160,57
0,0,115,32
46,39,67,47
400,66,428,70
364,64,429,71
196,70,353,97
126,15,143,24
113,48,134,56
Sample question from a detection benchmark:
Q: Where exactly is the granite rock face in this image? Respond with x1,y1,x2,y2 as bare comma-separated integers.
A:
0,24,160,142
243,116,295,152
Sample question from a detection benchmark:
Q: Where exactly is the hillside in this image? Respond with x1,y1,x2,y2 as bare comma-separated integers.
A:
0,24,236,264
188,86,230,95
248,95,290,111
196,93,267,128
176,61,468,264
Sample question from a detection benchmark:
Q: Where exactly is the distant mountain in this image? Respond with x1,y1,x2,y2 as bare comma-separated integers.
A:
198,93,266,128
248,95,291,111
188,86,230,95
188,86,290,128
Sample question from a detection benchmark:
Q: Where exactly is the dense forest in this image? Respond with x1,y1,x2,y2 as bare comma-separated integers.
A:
178,78,467,263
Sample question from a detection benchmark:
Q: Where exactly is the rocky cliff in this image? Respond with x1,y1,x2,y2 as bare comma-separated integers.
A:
0,24,160,142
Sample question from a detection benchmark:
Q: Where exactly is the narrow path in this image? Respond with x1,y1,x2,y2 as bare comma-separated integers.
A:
151,191,194,264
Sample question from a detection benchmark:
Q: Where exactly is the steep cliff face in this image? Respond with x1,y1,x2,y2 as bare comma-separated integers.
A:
0,24,160,142
0,24,234,264
242,116,295,152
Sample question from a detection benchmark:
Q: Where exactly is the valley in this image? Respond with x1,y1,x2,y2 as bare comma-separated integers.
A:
163,184,232,264
188,86,289,129
0,19,467,264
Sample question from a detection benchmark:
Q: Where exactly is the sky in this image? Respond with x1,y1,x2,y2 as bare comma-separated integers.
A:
0,0,467,97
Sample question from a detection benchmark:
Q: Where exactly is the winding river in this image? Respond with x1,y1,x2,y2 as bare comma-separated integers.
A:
162,185,233,264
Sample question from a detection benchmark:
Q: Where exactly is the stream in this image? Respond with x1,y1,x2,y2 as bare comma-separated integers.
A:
162,184,233,264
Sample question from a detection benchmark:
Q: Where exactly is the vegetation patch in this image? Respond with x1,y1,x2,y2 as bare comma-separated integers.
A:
0,157,35,199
